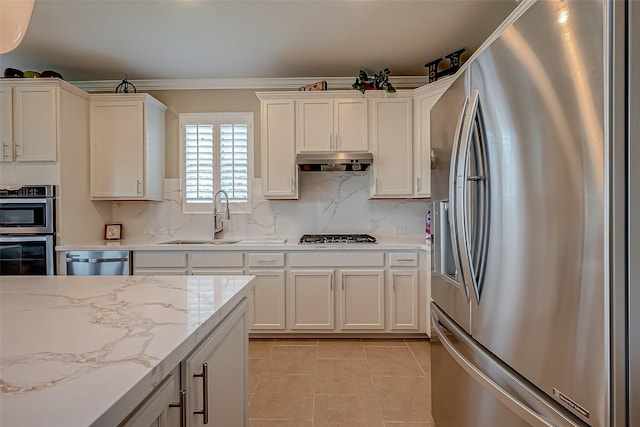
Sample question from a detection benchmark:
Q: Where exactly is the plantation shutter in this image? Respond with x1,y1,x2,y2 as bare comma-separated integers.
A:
184,124,215,203
219,123,249,203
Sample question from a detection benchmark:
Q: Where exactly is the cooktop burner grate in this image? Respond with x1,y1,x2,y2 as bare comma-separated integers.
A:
298,234,377,244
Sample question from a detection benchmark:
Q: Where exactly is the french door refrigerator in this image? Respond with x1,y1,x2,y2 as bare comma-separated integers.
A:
430,0,635,426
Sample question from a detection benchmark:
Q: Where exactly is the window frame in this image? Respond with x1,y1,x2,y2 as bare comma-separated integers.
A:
179,112,253,214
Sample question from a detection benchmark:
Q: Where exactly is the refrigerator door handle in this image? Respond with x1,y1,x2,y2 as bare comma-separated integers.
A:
456,89,490,305
448,95,470,300
432,308,559,427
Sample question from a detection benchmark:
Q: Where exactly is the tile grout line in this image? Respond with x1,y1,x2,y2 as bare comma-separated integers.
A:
405,339,428,378
311,342,320,427
362,340,389,425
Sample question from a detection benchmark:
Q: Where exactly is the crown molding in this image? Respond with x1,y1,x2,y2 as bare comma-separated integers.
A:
69,76,429,93
413,75,456,97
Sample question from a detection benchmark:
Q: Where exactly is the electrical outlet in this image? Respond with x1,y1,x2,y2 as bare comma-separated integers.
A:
394,226,406,235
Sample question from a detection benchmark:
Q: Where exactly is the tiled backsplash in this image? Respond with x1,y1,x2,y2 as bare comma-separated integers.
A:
111,173,429,243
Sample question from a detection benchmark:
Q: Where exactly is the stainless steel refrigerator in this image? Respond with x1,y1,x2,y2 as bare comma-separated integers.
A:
429,0,636,426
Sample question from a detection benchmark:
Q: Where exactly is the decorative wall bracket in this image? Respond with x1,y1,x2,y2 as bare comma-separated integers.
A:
424,48,466,83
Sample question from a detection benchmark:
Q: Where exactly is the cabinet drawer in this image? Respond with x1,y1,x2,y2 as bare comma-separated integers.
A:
248,253,285,268
190,252,244,268
289,252,384,267
389,253,418,267
134,251,187,268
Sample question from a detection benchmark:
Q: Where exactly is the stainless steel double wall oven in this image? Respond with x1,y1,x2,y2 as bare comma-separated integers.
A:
0,185,56,275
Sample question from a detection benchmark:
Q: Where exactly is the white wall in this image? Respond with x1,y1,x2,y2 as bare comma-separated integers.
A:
111,172,428,243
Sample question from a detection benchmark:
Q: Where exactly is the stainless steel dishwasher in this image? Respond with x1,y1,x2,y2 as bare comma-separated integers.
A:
65,250,131,275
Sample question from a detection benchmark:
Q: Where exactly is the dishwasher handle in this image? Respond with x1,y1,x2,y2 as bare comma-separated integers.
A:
66,256,129,263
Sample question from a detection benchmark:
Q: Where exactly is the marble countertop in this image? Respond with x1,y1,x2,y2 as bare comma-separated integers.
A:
0,275,254,427
56,236,431,252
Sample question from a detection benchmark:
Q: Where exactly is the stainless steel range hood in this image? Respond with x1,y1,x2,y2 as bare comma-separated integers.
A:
296,152,373,172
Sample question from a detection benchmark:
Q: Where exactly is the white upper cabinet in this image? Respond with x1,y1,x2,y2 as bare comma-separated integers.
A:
90,94,166,201
413,81,451,198
259,98,297,199
297,98,368,152
370,97,413,198
0,83,58,163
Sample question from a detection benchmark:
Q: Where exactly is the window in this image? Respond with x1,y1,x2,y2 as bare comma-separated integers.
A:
179,113,253,213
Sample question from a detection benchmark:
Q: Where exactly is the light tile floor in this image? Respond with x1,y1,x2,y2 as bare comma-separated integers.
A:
248,338,435,427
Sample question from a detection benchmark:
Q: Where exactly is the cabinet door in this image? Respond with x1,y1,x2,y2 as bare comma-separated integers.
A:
338,269,384,330
0,86,13,162
13,86,58,162
297,99,333,152
249,270,286,330
334,99,368,152
261,99,297,198
184,301,248,427
389,269,419,330
289,269,334,329
121,374,181,427
91,101,144,198
134,268,189,276
370,98,413,197
191,269,244,276
413,93,441,197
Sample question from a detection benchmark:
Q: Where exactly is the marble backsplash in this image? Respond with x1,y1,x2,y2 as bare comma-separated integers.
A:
111,173,429,243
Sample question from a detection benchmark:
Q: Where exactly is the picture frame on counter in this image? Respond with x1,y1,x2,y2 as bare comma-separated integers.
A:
105,223,123,240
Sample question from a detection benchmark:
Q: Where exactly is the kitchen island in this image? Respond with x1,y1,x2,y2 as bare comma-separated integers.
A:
0,274,254,426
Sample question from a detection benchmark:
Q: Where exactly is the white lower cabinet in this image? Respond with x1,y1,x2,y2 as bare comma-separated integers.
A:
389,269,419,330
289,270,334,330
121,300,248,427
120,371,182,427
133,251,243,276
191,251,245,276
132,249,428,335
184,300,248,427
339,269,385,330
248,270,286,330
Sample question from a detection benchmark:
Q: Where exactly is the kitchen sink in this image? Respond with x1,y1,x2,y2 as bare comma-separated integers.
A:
158,240,240,245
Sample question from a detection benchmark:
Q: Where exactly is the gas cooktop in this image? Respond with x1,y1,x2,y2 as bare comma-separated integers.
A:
298,234,377,244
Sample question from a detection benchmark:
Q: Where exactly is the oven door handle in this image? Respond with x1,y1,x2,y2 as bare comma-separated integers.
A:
0,198,51,205
0,235,51,243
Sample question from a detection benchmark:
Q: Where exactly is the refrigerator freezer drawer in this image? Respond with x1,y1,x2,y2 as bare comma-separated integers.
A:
431,303,585,427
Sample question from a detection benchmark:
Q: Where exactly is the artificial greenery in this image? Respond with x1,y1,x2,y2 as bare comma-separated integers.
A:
352,68,396,94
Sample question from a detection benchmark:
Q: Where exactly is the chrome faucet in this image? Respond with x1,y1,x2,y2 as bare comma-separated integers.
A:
213,189,230,238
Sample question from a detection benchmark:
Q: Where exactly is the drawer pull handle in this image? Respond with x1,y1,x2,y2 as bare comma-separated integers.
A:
396,258,414,262
169,389,186,427
193,362,209,424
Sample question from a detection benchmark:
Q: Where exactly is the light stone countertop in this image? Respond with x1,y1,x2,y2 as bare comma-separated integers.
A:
56,236,431,252
0,275,254,427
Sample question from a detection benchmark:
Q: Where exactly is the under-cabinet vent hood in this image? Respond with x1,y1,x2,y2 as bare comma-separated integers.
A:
296,152,373,172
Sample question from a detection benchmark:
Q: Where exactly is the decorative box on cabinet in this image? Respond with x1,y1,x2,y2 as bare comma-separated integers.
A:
90,93,166,201
297,98,368,152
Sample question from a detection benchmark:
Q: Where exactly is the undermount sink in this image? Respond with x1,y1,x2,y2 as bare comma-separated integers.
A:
159,240,240,245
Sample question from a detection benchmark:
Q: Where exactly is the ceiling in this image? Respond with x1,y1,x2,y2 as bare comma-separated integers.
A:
0,0,517,85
